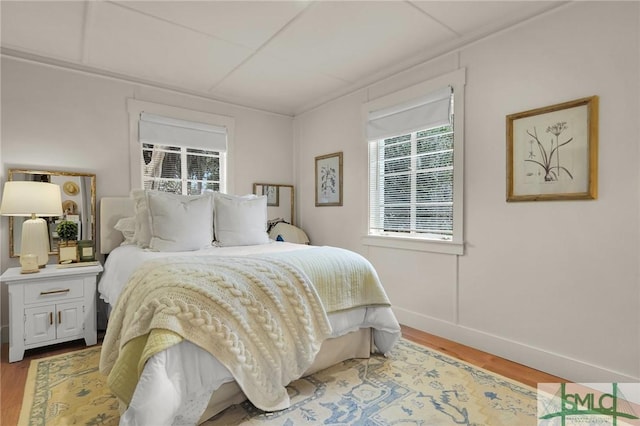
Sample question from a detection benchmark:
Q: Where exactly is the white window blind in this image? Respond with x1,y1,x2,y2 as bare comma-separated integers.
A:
139,112,227,151
367,87,452,141
368,88,454,240
138,113,226,195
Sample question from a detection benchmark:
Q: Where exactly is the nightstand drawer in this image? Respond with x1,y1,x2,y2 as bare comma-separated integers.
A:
24,278,84,305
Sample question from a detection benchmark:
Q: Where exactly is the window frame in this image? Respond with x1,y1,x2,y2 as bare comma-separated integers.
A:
127,99,235,194
362,68,466,255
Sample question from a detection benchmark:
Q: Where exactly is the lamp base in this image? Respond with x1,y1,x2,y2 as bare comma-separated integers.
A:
21,217,50,267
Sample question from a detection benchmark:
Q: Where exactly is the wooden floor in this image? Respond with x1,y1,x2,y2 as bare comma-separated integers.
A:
1,325,566,425
400,325,566,387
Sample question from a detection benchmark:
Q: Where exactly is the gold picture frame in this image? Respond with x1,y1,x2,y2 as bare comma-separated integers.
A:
252,183,295,225
315,152,343,207
8,169,96,258
58,244,79,263
506,96,598,201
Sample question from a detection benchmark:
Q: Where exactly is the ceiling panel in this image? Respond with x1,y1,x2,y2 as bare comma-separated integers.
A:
84,1,253,92
117,1,312,50
411,1,561,36
0,1,85,62
261,1,456,83
212,50,348,114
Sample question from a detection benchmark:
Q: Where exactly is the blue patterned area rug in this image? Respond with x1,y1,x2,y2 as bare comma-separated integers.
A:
206,338,538,425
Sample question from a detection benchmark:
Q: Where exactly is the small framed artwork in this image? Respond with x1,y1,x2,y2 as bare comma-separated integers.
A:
506,96,598,201
315,152,343,207
78,240,95,262
58,244,79,263
262,185,279,206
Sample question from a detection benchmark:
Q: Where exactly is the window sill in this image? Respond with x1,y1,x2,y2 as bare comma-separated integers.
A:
362,235,464,255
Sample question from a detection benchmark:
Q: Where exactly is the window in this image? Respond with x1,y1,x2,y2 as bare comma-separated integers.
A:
127,100,234,196
141,144,222,195
363,69,465,254
138,113,227,195
369,122,454,238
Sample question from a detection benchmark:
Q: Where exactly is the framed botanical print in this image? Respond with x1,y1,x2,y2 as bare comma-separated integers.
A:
315,152,343,207
506,96,598,201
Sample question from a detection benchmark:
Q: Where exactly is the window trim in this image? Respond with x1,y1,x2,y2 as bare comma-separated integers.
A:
362,234,463,255
127,99,235,193
362,68,466,255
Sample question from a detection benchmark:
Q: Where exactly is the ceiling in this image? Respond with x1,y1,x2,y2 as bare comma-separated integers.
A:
1,1,565,116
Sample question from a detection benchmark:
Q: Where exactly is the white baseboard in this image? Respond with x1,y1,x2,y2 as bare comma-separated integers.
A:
394,307,639,383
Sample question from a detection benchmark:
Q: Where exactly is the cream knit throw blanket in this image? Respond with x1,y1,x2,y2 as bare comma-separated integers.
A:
99,255,332,411
258,245,391,313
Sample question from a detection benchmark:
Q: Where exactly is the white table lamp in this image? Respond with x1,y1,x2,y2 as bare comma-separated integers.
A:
0,181,63,269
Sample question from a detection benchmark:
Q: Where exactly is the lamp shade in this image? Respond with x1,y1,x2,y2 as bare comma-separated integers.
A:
1,181,63,268
0,181,63,217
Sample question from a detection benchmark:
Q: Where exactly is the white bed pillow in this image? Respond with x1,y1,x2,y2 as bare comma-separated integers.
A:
147,191,215,252
214,193,269,246
114,216,136,245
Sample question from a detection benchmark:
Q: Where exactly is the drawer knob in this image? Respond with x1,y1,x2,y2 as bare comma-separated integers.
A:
40,289,71,296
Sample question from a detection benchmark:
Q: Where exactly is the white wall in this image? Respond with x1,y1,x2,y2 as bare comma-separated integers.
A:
0,57,294,335
294,2,640,382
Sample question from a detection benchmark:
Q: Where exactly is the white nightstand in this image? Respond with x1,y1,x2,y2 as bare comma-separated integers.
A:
0,263,103,362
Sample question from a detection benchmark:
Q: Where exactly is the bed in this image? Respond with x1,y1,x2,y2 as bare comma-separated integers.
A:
97,191,401,425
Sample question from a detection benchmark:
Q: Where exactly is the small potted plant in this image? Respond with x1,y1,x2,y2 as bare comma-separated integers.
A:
56,220,79,263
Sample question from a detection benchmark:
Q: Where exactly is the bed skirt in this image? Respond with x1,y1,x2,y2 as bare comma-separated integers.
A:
197,327,372,423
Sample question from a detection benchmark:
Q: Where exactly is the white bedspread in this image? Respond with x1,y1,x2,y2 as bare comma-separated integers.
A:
99,242,401,425
99,242,316,307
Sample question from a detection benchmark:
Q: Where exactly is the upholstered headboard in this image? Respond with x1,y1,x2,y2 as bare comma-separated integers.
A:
100,197,134,254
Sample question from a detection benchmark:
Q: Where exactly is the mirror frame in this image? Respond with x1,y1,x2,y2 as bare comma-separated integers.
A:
252,183,294,226
8,168,96,258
